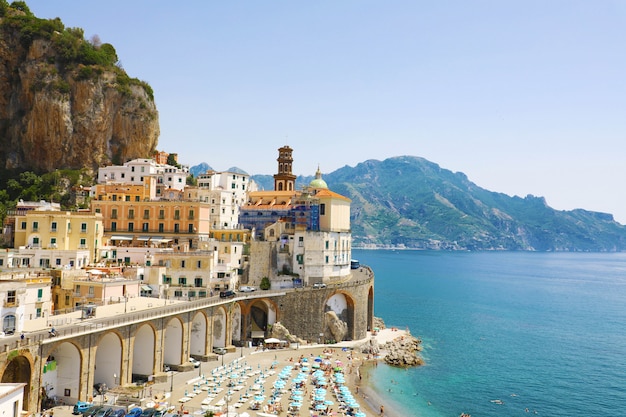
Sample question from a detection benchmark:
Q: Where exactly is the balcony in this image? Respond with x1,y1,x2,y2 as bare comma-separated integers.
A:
3,300,18,308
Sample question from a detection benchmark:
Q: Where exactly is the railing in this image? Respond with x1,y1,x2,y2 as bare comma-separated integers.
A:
3,300,18,307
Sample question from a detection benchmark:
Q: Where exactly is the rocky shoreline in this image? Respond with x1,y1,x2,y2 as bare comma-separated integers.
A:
356,317,424,367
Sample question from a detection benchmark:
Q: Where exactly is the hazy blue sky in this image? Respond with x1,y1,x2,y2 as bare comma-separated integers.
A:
27,1,626,223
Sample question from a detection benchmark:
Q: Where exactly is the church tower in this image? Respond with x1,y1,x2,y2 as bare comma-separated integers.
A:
273,145,296,191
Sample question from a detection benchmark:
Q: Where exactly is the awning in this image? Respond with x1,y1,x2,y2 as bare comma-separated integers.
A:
264,338,281,344
110,235,133,241
137,236,152,241
141,285,152,292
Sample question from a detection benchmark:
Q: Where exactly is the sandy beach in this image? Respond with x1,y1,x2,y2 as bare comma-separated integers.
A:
47,329,408,417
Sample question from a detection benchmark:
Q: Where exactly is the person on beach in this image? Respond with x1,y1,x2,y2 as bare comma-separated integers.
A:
379,405,384,416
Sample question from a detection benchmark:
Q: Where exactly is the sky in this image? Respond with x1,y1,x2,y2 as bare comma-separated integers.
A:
26,1,626,224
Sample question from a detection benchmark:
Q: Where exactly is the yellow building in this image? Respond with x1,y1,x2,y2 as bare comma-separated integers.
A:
13,210,104,263
90,199,211,249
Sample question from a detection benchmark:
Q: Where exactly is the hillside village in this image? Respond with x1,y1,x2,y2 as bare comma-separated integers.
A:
0,146,355,336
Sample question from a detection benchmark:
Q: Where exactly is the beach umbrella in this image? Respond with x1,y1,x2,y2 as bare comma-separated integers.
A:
315,404,326,410
324,400,334,405
254,395,264,401
354,413,366,417
314,357,323,362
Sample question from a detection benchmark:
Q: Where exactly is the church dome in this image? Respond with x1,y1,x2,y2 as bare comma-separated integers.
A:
309,166,328,189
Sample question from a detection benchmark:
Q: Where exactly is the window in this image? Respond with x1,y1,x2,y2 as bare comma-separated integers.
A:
174,290,182,297
111,209,118,219
7,290,16,304
32,237,40,247
188,224,194,233
81,223,87,233
36,308,42,318
197,260,202,268
125,195,131,201
128,209,135,219
174,224,180,233
128,222,134,232
144,209,150,219
50,238,57,247
296,254,303,264
51,221,57,232
325,256,329,263
21,221,26,229
320,203,326,215
194,277,203,287
325,240,329,249
189,209,194,219
80,238,87,248
158,223,164,233
188,290,196,297
38,288,43,298
111,222,117,231
142,223,149,232
174,209,180,220
135,196,140,202
3,314,16,333
178,277,187,285
88,286,94,294
181,260,186,268
32,221,39,231
65,294,70,305
163,275,172,284
159,209,165,219
56,258,61,266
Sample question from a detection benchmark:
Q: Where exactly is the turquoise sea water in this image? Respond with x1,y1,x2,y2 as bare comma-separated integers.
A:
354,250,626,417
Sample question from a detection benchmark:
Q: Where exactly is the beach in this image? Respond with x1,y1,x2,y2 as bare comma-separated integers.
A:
47,328,408,417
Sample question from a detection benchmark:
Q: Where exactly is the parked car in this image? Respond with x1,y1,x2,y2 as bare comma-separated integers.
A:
219,290,236,299
82,406,103,417
110,409,126,417
312,282,327,289
152,410,167,417
212,347,226,355
189,357,200,368
125,407,142,417
239,286,256,293
73,402,93,415
93,407,114,417
139,408,157,417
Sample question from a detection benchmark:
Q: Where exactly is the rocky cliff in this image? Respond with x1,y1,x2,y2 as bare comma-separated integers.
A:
0,5,159,174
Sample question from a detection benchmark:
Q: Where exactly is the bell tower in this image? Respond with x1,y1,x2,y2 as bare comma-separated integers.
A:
273,145,296,191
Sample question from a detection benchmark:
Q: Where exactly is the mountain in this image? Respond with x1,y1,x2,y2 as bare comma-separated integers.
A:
189,163,212,177
193,155,626,251
0,3,158,174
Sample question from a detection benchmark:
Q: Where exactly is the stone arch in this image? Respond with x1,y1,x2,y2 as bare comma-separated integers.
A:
94,331,123,391
190,311,207,357
1,353,33,411
212,306,227,348
246,299,279,343
324,292,356,341
163,316,184,366
44,341,82,405
132,323,156,381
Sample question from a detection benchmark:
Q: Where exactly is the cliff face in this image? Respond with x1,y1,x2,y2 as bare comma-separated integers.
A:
0,12,159,174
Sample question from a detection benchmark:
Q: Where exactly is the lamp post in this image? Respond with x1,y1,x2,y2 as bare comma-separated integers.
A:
169,370,174,392
198,360,202,377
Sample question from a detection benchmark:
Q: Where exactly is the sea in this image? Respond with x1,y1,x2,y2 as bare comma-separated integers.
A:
353,249,626,417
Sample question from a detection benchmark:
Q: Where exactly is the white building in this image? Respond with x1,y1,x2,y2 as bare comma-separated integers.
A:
0,383,26,417
196,170,255,229
98,158,188,194
0,273,53,334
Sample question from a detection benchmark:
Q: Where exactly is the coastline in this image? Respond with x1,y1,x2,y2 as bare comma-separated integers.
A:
45,328,413,417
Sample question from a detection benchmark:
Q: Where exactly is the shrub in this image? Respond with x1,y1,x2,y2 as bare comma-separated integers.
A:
260,277,271,290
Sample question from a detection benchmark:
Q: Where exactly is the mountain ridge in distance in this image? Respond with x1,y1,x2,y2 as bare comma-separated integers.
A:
191,155,626,251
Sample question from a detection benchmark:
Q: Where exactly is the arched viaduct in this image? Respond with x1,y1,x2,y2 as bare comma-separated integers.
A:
0,269,374,414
